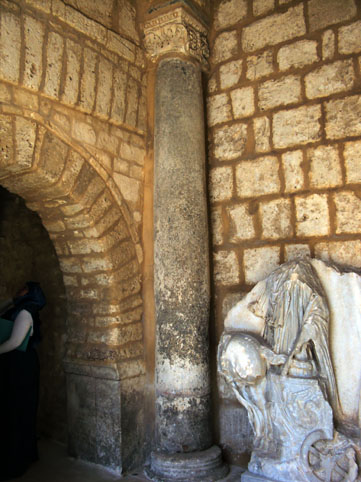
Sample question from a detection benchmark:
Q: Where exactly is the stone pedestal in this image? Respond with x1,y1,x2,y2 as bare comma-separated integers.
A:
144,4,227,481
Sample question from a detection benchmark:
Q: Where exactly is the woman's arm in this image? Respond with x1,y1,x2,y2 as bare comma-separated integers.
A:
0,310,33,354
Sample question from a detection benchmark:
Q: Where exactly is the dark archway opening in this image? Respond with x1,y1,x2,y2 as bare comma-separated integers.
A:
0,186,68,443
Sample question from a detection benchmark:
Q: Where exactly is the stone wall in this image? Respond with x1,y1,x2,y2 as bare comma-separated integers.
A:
208,0,361,463
0,0,147,472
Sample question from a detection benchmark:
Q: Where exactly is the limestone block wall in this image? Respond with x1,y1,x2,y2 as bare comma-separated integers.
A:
208,0,361,463
0,0,147,471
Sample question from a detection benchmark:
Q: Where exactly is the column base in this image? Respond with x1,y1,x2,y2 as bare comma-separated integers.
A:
145,445,229,481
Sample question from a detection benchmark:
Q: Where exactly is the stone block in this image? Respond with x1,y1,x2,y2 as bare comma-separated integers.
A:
23,15,45,90
244,247,280,284
79,48,97,112
0,115,14,169
258,75,301,110
246,50,273,80
118,0,139,43
211,206,223,245
0,11,21,83
15,117,37,169
207,93,232,126
41,132,69,184
213,250,240,285
72,120,96,145
338,21,361,55
230,87,254,119
273,105,321,149
308,0,357,32
111,69,127,123
282,150,304,192
334,192,361,234
310,145,343,189
322,30,335,60
242,5,305,52
219,60,243,90
344,140,361,184
63,39,82,105
213,122,248,161
95,56,113,118
119,143,145,165
295,194,329,237
14,89,38,111
97,131,119,156
214,0,248,30
125,78,139,128
114,173,140,204
0,83,11,102
44,31,64,98
210,166,233,202
277,40,319,71
285,244,311,261
253,0,274,16
227,204,255,241
106,31,135,63
208,75,217,94
325,95,361,139
315,240,361,268
253,116,270,153
305,60,354,100
213,31,238,64
260,198,292,240
236,156,280,198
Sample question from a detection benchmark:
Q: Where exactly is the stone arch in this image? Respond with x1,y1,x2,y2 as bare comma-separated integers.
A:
0,113,145,471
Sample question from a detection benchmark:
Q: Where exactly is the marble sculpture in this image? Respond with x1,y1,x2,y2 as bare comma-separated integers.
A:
218,257,361,482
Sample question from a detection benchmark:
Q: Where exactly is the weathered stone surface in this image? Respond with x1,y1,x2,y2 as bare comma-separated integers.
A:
214,0,248,30
246,50,273,80
277,39,319,71
0,115,14,169
210,166,233,202
308,0,357,32
260,198,292,240
214,250,240,285
295,194,330,237
211,206,223,245
213,31,238,64
334,192,361,234
253,0,274,16
305,60,355,99
118,0,139,42
44,31,64,98
231,87,254,119
284,244,311,261
243,247,280,284
153,59,213,464
219,60,243,90
315,240,361,268
207,93,232,126
282,150,304,192
325,95,361,139
15,116,37,169
322,30,335,60
308,145,342,189
72,120,96,145
344,140,361,184
273,105,321,149
227,204,255,241
79,48,97,112
338,20,361,55
0,11,21,83
258,75,301,110
62,39,81,104
23,15,44,90
242,5,305,52
236,157,280,198
253,116,270,153
214,122,248,161
114,173,140,204
95,57,113,118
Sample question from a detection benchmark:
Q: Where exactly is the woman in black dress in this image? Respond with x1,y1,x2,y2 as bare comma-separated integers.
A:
0,282,46,480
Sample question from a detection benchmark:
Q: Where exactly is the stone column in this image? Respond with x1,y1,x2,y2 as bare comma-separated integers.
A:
144,5,228,481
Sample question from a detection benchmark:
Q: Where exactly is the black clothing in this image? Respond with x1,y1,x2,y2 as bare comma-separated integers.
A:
0,282,45,480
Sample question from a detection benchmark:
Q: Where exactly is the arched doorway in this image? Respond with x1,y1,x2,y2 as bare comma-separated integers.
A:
0,114,145,472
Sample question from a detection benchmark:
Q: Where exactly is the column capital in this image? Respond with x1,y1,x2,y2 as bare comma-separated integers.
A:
143,4,209,68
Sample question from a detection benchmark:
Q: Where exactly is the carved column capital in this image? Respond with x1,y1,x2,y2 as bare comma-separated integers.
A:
144,6,209,68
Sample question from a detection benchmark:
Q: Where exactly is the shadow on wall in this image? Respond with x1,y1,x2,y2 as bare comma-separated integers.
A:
0,186,68,443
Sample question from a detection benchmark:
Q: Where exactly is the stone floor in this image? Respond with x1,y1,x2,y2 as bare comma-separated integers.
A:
16,439,244,482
